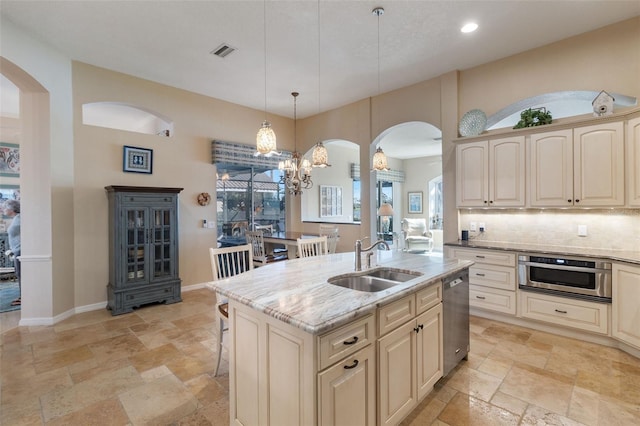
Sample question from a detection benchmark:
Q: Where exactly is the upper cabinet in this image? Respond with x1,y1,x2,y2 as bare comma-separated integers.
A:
456,136,525,208
627,116,640,207
529,122,624,207
455,109,638,209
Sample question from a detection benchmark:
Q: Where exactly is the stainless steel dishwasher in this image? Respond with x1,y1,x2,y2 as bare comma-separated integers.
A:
442,270,470,376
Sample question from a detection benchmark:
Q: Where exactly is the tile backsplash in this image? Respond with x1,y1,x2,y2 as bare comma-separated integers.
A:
458,209,640,252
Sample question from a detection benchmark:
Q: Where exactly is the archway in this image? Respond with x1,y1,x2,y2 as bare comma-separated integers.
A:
1,56,54,326
369,121,442,251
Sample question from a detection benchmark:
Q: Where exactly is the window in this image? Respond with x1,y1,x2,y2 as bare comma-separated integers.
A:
216,167,285,243
428,175,443,230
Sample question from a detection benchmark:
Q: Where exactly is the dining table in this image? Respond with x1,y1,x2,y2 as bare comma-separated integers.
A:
217,231,322,259
262,231,321,259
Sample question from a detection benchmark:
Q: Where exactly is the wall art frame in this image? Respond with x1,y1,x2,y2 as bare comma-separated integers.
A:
408,191,423,214
0,142,20,178
320,185,343,217
123,145,153,174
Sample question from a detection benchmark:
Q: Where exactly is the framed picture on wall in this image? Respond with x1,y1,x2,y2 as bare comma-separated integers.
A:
0,142,20,178
408,191,423,214
123,145,153,174
320,185,343,217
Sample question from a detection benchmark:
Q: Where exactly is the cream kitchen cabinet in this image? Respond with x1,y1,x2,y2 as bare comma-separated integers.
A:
612,263,640,350
518,290,609,335
456,136,526,208
378,287,443,426
529,122,624,207
446,247,517,315
229,302,378,426
627,116,640,207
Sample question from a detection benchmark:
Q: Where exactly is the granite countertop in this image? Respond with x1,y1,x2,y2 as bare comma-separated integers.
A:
206,251,472,335
445,240,640,265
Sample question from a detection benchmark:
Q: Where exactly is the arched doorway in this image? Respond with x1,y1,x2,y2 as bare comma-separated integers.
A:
1,57,54,327
369,121,442,251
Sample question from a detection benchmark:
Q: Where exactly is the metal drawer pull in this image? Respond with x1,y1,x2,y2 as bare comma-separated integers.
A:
343,336,359,345
344,360,359,369
475,273,485,277
555,309,568,314
476,296,486,300
475,255,486,258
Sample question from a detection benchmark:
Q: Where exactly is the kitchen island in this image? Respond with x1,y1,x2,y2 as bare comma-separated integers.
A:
207,250,472,426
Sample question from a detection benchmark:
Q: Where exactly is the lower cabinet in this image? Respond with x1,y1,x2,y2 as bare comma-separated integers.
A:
378,303,443,426
318,345,376,426
228,281,445,426
612,263,640,349
518,290,609,335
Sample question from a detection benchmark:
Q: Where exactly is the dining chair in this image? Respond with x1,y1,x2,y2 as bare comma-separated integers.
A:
246,231,288,267
319,224,339,254
209,244,254,376
297,235,329,258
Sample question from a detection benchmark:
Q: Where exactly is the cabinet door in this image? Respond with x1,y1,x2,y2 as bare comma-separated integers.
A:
529,129,574,207
416,304,443,399
318,345,376,426
456,141,489,207
627,117,640,207
573,122,625,206
124,207,150,284
612,263,640,349
150,207,177,281
489,136,526,207
378,320,417,426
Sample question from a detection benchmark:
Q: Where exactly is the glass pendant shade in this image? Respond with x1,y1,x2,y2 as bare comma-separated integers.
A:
312,142,331,167
256,120,277,154
372,147,390,171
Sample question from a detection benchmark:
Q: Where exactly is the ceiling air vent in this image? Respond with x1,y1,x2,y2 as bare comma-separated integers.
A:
210,43,236,58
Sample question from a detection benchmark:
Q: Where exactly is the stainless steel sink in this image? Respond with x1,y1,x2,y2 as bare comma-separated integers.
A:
328,268,422,292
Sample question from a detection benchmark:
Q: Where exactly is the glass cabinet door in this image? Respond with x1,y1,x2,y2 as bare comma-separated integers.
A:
125,208,148,284
151,208,175,279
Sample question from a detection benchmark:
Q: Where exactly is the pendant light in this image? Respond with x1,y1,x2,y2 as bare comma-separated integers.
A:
256,0,277,155
311,0,331,169
279,92,313,196
371,7,390,171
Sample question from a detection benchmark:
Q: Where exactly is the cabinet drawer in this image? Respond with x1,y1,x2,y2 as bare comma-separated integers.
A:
469,264,516,291
470,285,516,315
448,248,516,267
416,282,442,314
319,314,375,370
518,291,609,334
378,294,415,337
120,194,177,205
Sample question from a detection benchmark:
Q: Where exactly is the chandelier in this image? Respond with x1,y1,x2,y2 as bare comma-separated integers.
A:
279,92,313,195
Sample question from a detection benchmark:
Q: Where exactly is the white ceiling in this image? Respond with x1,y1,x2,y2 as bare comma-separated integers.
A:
2,0,638,121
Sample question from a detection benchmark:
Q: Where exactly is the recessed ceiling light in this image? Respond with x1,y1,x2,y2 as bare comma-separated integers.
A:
461,23,478,33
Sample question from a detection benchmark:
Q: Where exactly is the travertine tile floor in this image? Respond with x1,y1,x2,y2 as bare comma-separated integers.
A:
1,288,639,425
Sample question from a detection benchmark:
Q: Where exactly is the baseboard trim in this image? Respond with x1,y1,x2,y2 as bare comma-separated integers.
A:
18,282,212,326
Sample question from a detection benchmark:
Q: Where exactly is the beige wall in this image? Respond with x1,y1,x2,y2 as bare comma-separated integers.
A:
3,15,639,319
71,63,294,306
459,17,640,117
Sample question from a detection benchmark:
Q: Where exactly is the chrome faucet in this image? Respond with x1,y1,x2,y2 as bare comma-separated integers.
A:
355,238,390,271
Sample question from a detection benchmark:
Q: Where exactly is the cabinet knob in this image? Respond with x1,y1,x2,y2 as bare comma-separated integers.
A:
343,336,359,345
343,359,359,370
489,200,493,204
483,200,488,204
575,199,580,203
567,199,572,203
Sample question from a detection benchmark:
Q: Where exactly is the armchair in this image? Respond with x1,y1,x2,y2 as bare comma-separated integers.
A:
401,218,434,252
